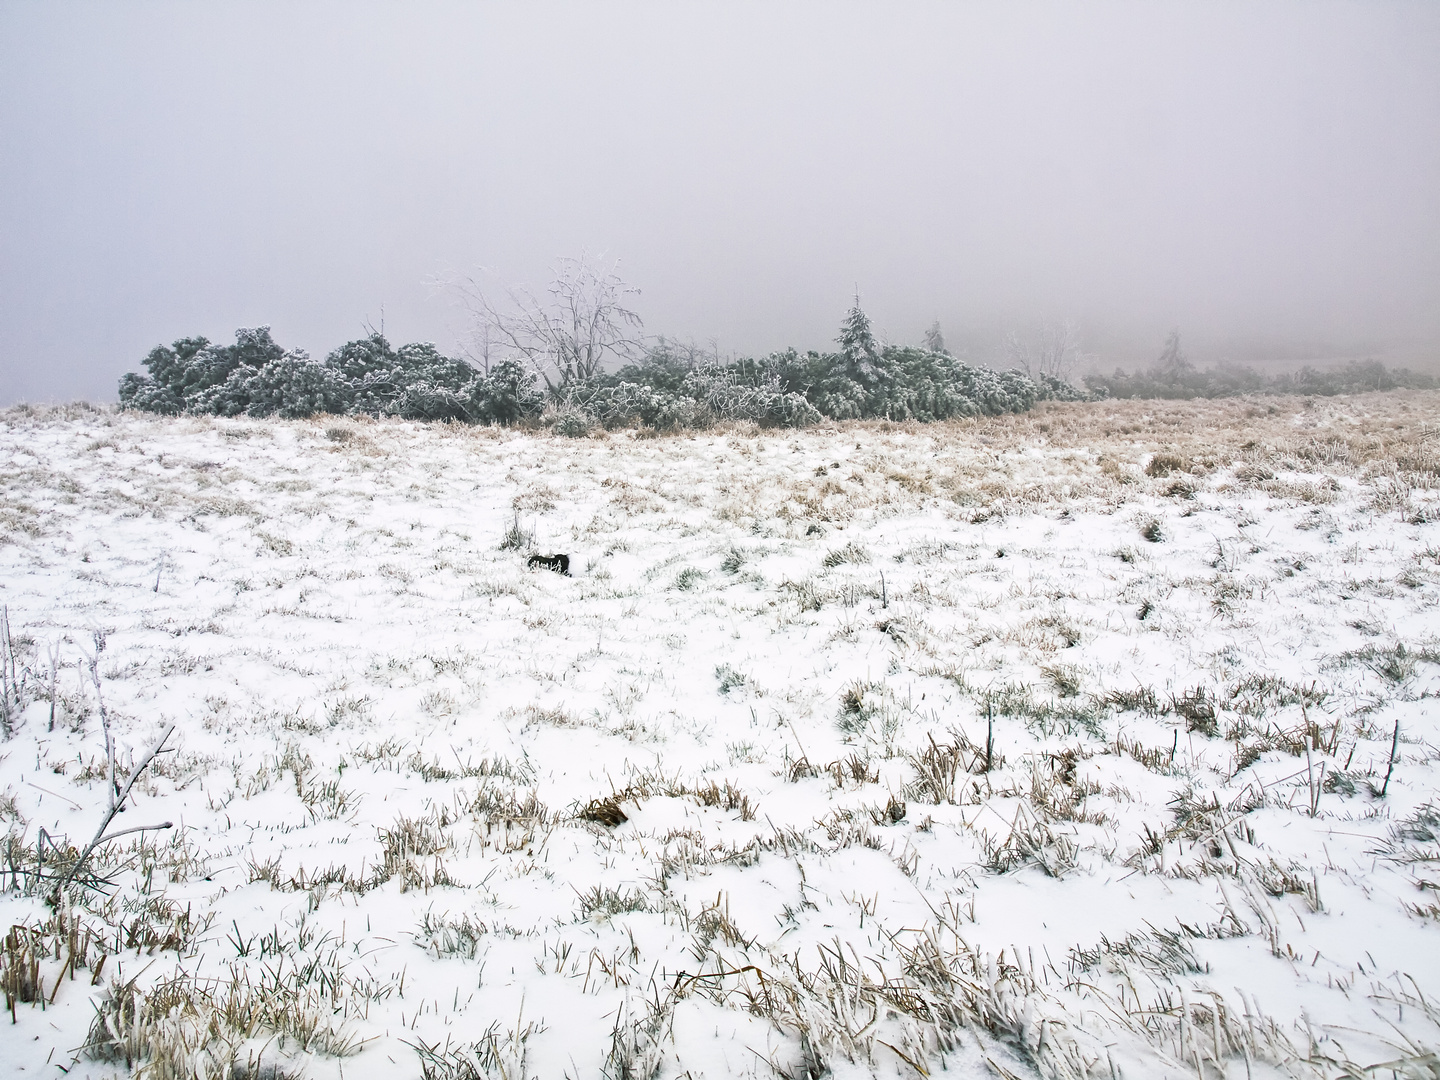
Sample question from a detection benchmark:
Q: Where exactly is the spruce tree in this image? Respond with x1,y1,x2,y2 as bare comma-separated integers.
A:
923,321,947,355
837,295,880,372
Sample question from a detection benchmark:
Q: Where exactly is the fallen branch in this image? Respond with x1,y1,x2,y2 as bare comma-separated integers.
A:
57,731,174,892
60,679,175,890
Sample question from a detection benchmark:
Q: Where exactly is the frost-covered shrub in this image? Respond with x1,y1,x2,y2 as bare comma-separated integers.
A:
550,408,592,438
323,335,479,421
744,345,1038,422
679,369,821,428
866,348,1039,420
1034,372,1092,401
118,302,1053,427
119,329,544,425
119,327,340,419
810,376,866,420
468,359,544,424
222,353,349,419
566,368,819,431
552,302,1044,428
573,383,708,430
761,389,823,427
120,329,268,415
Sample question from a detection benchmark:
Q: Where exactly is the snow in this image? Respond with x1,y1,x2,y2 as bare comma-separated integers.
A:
1,395,1437,1079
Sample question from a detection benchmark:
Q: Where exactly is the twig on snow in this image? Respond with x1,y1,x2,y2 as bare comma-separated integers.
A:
57,655,176,889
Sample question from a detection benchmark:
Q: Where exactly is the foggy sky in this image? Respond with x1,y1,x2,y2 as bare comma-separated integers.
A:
2,1,1438,405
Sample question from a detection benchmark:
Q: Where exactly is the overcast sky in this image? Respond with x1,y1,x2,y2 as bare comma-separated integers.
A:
2,1,1438,403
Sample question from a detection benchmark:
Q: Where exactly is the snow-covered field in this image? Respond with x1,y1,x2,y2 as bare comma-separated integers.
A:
1,394,1438,1080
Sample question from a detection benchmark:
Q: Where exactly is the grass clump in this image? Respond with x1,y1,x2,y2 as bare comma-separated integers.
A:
498,510,534,552
1145,452,1188,478
84,957,367,1077
980,681,1105,739
1171,686,1218,736
822,540,871,568
906,733,988,804
714,663,749,695
579,796,628,828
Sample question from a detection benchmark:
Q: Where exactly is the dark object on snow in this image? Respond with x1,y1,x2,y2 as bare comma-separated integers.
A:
527,553,570,576
580,796,627,827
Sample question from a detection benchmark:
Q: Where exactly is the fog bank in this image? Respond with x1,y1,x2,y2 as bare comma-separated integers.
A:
2,1,1437,404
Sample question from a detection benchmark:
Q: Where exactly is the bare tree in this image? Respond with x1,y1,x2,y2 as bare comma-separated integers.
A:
1003,319,1086,384
452,256,644,394
468,318,496,376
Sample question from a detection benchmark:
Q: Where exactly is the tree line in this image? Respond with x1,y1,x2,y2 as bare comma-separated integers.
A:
1084,331,1436,399
118,296,1080,431
117,258,1432,429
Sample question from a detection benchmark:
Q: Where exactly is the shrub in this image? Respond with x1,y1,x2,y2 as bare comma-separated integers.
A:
324,335,479,421
551,409,592,438
118,302,1056,428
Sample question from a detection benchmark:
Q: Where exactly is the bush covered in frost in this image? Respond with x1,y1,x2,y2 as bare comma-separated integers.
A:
1085,332,1436,400
120,329,544,424
117,304,1054,429
573,302,1046,427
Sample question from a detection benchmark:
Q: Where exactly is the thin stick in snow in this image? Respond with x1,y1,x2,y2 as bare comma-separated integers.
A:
0,606,20,737
1306,744,1325,818
86,655,117,811
985,703,994,773
1380,719,1401,797
46,642,59,732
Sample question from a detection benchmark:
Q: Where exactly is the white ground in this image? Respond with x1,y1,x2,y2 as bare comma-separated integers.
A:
1,399,1437,1080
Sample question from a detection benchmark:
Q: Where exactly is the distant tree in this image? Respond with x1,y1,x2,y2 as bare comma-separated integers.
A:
1150,331,1189,378
923,321,948,355
452,256,644,395
1084,330,1436,400
1087,331,1214,398
837,295,880,372
808,297,879,419
467,319,497,375
1003,319,1087,385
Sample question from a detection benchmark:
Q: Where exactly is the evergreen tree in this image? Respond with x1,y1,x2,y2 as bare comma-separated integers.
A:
837,295,880,372
923,321,947,355
1153,331,1190,378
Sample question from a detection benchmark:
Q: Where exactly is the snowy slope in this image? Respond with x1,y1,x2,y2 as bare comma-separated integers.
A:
1,395,1437,1079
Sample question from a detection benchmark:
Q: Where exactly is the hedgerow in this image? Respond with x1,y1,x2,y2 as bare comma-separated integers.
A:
117,303,1056,430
